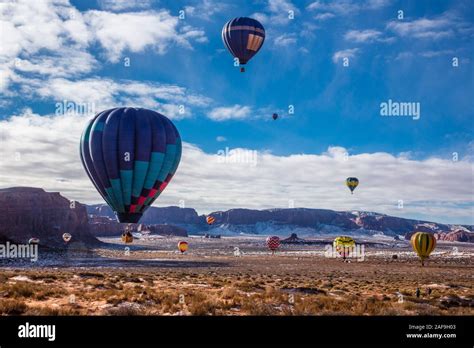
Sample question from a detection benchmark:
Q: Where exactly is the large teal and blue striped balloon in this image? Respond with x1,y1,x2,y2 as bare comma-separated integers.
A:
80,107,182,223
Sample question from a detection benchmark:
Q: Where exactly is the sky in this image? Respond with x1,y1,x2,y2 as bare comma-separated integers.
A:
0,0,473,225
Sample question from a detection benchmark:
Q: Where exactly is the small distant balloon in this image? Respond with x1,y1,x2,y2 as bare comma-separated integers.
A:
206,216,216,225
266,236,280,252
62,233,72,243
272,113,278,120
178,241,189,253
346,177,359,194
121,231,133,244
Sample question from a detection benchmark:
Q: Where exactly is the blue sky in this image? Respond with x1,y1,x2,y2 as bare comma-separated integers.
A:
63,0,474,158
0,0,473,224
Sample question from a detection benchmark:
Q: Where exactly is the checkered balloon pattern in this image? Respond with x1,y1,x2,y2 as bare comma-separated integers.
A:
266,236,280,251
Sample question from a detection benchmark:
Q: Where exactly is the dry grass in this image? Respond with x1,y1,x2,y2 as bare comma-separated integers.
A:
0,252,472,316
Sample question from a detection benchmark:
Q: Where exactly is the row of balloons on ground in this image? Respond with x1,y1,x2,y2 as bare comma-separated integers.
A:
118,231,437,266
26,231,434,265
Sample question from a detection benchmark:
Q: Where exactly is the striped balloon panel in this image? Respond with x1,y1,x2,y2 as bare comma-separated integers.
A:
346,177,359,187
206,216,216,224
333,236,355,247
80,107,181,223
222,17,265,65
411,232,436,259
266,236,280,251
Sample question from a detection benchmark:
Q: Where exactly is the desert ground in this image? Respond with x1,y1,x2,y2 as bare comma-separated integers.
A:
0,235,472,316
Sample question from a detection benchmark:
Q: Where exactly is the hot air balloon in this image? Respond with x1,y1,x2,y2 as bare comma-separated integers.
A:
346,177,359,194
333,236,355,260
80,107,182,224
62,233,72,243
28,238,40,245
178,241,188,253
222,17,265,72
272,113,278,120
411,232,436,266
206,216,216,225
121,231,133,244
266,236,280,253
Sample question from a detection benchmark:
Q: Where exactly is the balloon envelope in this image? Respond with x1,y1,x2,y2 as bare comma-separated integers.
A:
62,233,72,243
178,241,188,253
333,236,355,258
346,177,359,194
411,232,436,265
266,236,280,251
80,107,182,224
206,216,215,225
222,17,265,68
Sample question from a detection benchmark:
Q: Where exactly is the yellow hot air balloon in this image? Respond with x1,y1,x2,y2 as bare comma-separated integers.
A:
411,232,436,266
333,236,355,260
178,241,188,253
346,177,359,194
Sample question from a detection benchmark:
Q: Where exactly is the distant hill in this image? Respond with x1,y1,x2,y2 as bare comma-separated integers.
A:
0,187,99,248
87,204,473,242
0,187,471,244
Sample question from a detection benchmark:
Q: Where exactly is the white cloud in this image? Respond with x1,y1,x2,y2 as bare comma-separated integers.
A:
84,10,207,62
332,48,359,63
0,111,472,224
14,76,212,119
216,136,227,142
253,0,300,25
184,0,229,20
274,33,298,46
208,105,252,121
0,0,207,93
344,29,382,43
419,50,455,58
387,14,457,40
307,0,390,16
396,50,456,60
314,12,335,21
0,0,91,92
14,50,98,77
98,0,154,11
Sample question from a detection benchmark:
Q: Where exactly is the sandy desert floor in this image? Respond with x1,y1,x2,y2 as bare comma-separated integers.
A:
0,235,472,315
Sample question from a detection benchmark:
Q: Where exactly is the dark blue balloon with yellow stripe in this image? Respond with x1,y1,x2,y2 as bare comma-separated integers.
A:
80,107,181,223
222,17,265,72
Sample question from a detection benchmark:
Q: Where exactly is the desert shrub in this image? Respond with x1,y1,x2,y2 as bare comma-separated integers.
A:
0,299,27,314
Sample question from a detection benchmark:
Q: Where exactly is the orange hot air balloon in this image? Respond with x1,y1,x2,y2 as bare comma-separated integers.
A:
178,241,188,253
206,216,216,225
